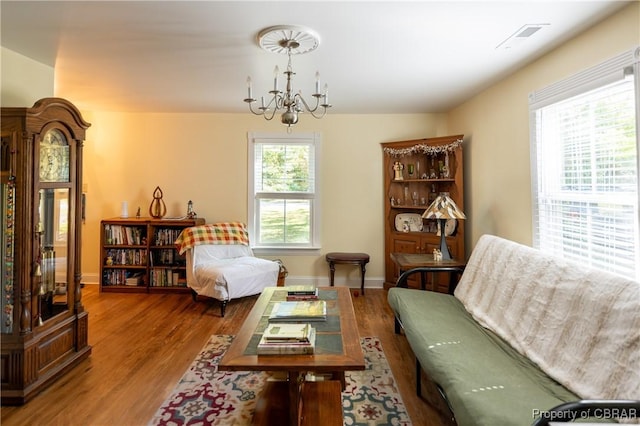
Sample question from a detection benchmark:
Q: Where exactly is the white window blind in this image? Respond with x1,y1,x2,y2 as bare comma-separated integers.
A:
248,132,321,250
530,48,639,280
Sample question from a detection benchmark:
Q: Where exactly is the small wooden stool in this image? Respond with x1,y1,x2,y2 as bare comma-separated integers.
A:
325,252,370,294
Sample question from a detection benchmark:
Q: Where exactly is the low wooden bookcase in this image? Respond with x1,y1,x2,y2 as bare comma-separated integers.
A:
99,217,204,293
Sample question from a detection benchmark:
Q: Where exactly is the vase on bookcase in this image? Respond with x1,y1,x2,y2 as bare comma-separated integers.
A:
149,186,166,218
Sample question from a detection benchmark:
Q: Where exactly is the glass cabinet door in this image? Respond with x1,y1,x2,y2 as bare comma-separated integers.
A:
38,188,70,323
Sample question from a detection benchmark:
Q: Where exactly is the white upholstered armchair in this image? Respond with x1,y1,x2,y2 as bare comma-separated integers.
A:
175,222,279,316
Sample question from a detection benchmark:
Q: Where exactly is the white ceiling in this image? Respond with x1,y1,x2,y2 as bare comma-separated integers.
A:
0,1,631,114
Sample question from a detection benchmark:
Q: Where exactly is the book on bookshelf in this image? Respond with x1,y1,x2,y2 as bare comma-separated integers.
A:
269,300,327,322
257,326,316,355
104,224,145,245
125,272,144,286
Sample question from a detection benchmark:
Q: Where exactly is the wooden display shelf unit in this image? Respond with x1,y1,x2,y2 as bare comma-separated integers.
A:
99,217,204,293
381,135,465,292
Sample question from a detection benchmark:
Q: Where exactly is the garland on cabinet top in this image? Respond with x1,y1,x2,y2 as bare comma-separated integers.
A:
383,138,463,157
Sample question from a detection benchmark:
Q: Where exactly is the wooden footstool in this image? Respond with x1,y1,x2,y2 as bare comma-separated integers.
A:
325,252,370,294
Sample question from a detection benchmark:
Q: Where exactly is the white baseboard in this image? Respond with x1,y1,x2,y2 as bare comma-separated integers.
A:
80,273,385,289
272,275,384,289
81,273,100,285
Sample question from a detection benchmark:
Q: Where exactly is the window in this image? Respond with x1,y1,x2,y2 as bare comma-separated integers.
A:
248,132,321,251
530,48,639,280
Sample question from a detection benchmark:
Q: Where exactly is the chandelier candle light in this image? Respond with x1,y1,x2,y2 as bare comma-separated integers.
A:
244,25,331,131
422,193,466,260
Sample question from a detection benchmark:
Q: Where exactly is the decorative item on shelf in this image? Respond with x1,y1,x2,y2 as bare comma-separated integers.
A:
121,201,128,218
433,248,443,261
395,213,423,232
429,157,437,178
382,138,463,157
421,193,466,260
149,186,167,219
244,25,331,132
443,152,451,178
186,200,197,219
393,161,404,180
136,207,141,218
407,163,415,178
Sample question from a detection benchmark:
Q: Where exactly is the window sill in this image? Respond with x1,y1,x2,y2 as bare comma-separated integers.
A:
252,246,321,256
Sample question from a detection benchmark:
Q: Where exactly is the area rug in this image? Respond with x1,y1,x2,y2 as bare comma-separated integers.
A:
149,335,412,425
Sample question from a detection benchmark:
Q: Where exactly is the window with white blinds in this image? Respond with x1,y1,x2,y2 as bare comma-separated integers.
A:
248,132,321,250
530,48,639,280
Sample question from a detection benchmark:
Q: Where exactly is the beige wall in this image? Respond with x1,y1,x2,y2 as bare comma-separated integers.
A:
448,2,639,249
1,47,54,106
2,3,638,286
79,111,447,285
1,48,447,287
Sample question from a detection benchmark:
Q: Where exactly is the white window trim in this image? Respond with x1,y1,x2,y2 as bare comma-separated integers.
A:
247,131,322,255
529,46,640,280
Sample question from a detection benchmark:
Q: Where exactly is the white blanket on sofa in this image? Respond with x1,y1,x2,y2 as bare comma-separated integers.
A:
454,234,640,401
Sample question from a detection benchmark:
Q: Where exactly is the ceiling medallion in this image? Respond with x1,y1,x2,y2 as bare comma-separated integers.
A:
244,25,331,131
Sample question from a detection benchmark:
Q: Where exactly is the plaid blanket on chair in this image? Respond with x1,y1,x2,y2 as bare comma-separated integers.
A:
175,222,250,255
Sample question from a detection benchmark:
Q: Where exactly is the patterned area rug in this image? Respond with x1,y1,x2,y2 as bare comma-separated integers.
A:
149,335,412,425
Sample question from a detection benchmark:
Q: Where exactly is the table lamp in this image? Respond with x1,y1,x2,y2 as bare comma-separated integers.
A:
422,193,466,260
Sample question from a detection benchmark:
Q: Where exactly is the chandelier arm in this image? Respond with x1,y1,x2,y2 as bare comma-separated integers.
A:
247,102,264,116
262,102,279,121
295,93,328,119
307,107,328,119
265,93,281,110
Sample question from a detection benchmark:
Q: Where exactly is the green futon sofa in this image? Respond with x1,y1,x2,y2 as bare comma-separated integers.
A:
388,235,640,426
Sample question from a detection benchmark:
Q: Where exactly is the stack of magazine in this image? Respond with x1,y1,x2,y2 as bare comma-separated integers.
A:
257,323,317,355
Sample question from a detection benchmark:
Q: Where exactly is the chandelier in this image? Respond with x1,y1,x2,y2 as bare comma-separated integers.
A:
244,25,331,130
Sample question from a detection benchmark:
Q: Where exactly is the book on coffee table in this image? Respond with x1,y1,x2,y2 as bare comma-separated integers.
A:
268,300,327,322
257,325,316,355
262,323,313,343
286,285,318,295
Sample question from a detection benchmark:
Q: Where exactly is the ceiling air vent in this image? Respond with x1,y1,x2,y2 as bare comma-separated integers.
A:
496,24,549,50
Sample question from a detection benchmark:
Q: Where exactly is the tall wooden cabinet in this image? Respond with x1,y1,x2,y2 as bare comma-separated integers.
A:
1,98,91,404
381,135,465,291
100,217,205,293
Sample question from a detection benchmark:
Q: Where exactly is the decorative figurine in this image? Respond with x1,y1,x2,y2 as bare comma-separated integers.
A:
186,200,197,219
433,248,443,261
393,161,404,180
136,207,141,218
149,186,167,219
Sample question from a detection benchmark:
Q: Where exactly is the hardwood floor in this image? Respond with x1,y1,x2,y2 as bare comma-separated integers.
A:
1,285,448,425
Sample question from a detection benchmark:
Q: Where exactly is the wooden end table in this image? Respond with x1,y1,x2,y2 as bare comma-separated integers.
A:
390,252,466,294
218,286,365,426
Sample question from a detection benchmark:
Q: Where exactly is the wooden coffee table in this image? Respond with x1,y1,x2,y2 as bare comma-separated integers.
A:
218,286,365,426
